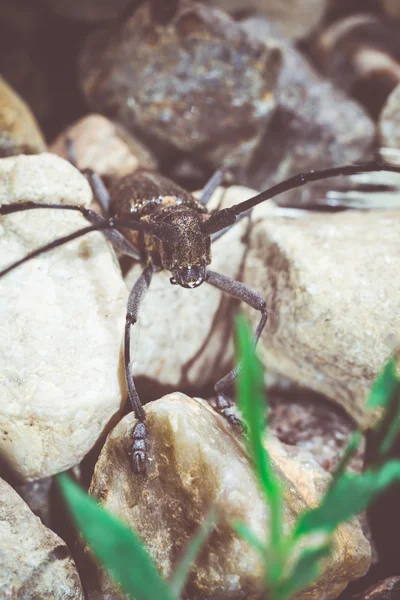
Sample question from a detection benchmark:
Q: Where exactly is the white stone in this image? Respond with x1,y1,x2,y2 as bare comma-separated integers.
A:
0,477,84,599
244,203,400,426
0,153,128,480
88,394,370,600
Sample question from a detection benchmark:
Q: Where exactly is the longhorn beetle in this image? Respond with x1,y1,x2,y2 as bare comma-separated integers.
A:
1,156,400,473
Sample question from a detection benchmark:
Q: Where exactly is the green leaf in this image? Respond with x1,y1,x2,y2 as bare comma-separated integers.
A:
294,460,400,538
57,474,175,600
275,543,332,600
169,508,216,598
232,521,267,556
235,316,283,552
367,356,400,409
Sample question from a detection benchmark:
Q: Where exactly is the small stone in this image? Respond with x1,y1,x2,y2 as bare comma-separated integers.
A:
208,0,329,40
43,0,137,22
379,83,400,151
0,153,128,480
382,0,400,20
243,203,400,427
0,76,46,157
0,477,84,599
124,185,253,396
79,0,281,169
51,114,157,180
242,17,375,205
88,393,370,600
352,577,400,599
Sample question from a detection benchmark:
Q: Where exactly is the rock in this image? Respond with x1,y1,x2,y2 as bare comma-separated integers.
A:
310,14,400,117
243,203,400,427
0,477,83,599
242,17,375,204
0,76,46,157
0,153,128,480
51,114,157,180
124,185,253,397
269,393,364,474
379,83,400,151
208,0,329,40
79,0,281,170
382,0,400,19
352,577,400,599
43,0,137,22
88,393,370,600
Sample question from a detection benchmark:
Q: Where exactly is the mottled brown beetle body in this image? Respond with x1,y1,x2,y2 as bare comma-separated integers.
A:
110,170,212,287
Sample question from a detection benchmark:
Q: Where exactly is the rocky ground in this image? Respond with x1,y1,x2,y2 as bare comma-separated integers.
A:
1,1,400,599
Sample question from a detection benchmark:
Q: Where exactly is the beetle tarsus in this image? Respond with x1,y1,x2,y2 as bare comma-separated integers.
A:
132,421,148,474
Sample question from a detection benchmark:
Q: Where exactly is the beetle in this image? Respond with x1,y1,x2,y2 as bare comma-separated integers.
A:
1,157,400,473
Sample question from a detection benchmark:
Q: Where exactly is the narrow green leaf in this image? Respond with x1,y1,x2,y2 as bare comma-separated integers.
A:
235,315,284,555
232,521,267,556
57,474,175,600
294,460,400,538
275,543,332,600
367,356,400,409
169,508,216,598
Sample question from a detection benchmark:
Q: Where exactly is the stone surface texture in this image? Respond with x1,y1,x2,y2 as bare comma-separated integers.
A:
0,76,46,157
88,394,370,600
379,83,400,151
0,153,128,480
0,477,83,599
243,203,400,427
209,0,328,40
352,576,400,599
51,114,157,180
79,0,281,169
242,17,375,205
124,185,253,395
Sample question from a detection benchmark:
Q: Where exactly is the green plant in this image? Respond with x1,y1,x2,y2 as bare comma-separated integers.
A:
58,319,400,600
234,315,400,600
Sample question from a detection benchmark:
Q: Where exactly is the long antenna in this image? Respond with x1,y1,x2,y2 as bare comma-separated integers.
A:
202,161,400,235
0,215,171,278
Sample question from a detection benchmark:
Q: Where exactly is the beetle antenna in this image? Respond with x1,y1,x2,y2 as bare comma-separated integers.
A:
0,217,170,278
202,161,400,235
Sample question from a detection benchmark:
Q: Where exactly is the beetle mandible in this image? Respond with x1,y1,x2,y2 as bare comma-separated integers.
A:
1,156,400,473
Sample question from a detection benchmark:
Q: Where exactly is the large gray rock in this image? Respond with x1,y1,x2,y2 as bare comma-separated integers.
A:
243,203,400,426
0,153,128,480
79,0,281,169
88,393,370,600
0,477,83,599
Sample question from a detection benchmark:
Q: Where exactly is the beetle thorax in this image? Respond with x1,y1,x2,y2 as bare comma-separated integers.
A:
144,206,211,288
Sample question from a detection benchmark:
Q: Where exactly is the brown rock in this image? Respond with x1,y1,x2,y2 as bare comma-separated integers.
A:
352,577,400,599
208,0,329,40
0,477,83,599
243,203,400,427
242,17,375,204
79,0,281,169
0,76,46,157
379,83,400,151
51,114,157,180
88,394,370,600
383,0,400,19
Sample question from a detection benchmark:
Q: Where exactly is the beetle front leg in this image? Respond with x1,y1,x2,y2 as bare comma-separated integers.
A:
125,263,154,473
205,270,268,427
